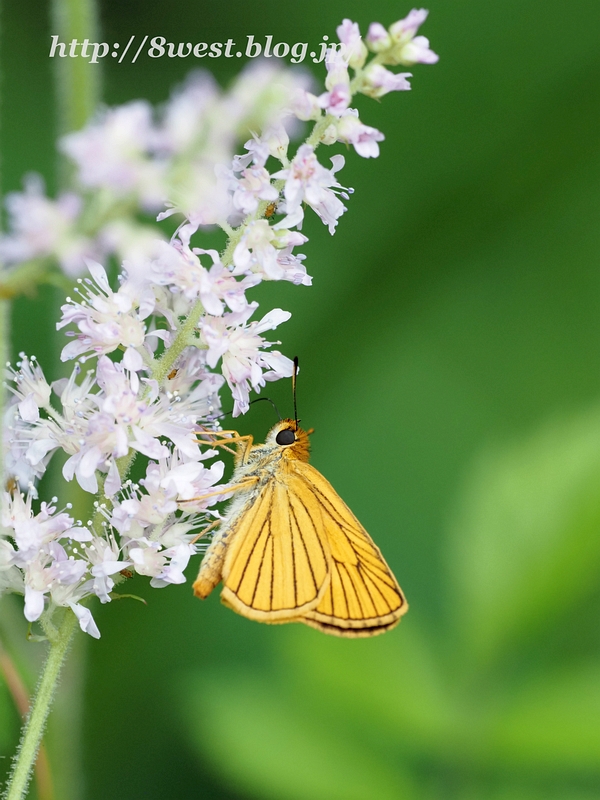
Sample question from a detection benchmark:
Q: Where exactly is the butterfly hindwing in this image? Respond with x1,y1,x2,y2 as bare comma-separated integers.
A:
220,474,331,621
292,461,408,637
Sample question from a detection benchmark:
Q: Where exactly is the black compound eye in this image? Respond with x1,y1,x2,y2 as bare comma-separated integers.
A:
276,428,296,446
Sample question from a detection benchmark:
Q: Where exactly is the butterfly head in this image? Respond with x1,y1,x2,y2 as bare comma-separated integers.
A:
266,418,311,462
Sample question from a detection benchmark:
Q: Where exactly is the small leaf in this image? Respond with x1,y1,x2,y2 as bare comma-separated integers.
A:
109,592,147,605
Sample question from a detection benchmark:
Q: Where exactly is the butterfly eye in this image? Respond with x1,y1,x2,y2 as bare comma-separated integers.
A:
276,429,296,446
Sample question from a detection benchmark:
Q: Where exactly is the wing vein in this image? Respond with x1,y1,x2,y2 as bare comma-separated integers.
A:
287,490,297,608
290,504,317,594
232,489,273,593
335,561,350,620
250,514,271,608
295,494,327,565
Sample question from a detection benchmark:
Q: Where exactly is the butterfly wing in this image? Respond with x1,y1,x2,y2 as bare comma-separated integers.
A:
292,461,408,637
220,474,332,622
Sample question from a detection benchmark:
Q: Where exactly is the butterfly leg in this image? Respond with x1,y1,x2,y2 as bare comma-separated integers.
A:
177,476,260,508
190,517,221,545
196,430,254,459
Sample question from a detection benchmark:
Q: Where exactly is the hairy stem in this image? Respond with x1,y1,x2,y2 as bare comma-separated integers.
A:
2,611,77,800
151,300,206,385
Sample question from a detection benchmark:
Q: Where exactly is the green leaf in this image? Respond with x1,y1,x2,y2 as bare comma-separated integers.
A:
279,623,454,751
446,405,600,666
181,638,421,800
490,661,600,771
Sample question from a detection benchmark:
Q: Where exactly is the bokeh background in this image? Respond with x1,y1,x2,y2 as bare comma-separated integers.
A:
1,0,600,798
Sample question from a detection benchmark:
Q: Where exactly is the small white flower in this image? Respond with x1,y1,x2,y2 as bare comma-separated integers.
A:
335,110,385,158
0,175,95,277
58,260,150,363
273,145,348,234
9,355,52,423
233,135,271,171
69,602,101,639
261,123,290,163
336,19,368,69
386,9,439,66
61,101,165,209
389,9,429,43
150,542,195,587
129,543,166,578
86,536,131,603
232,166,279,216
319,50,351,117
366,22,392,53
201,305,293,416
290,89,322,122
232,220,308,283
360,64,413,99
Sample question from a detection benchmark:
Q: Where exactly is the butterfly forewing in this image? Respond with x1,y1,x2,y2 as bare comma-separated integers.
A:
221,473,331,621
291,461,407,637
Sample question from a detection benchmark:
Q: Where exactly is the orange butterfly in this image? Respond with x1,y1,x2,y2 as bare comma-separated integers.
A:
192,418,407,637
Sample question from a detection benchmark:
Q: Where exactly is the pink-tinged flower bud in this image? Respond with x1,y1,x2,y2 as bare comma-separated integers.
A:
336,19,368,69
324,49,351,93
360,64,412,99
366,22,392,53
389,8,429,44
335,111,385,159
320,50,352,117
290,88,322,122
397,36,439,65
384,9,439,66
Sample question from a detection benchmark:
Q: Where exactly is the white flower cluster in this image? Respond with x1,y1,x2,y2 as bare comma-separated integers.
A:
0,12,437,637
0,65,308,278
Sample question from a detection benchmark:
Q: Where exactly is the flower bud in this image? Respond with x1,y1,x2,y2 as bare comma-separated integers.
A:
359,64,412,99
366,22,392,53
290,89,321,122
336,19,368,70
389,9,429,44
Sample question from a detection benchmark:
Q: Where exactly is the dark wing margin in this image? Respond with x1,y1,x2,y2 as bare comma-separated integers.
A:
293,462,408,637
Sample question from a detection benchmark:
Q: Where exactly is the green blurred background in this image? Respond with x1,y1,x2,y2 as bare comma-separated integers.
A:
2,0,600,798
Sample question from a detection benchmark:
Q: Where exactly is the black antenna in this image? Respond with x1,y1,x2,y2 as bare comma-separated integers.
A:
208,396,282,424
292,356,299,430
249,396,282,420
207,408,232,422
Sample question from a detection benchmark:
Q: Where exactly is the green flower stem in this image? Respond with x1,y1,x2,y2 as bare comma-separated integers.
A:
305,113,335,148
151,300,206,385
3,611,78,800
51,0,100,135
